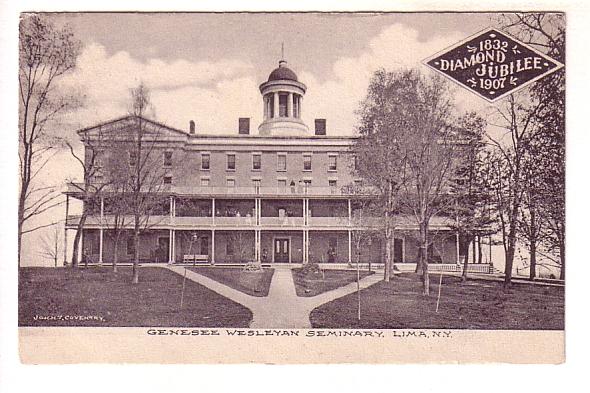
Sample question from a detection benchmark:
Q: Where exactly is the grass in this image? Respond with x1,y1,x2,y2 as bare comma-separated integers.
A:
292,268,375,297
19,266,253,327
188,267,275,297
310,273,564,330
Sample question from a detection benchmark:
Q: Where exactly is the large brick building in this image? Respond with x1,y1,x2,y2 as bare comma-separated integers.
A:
64,59,473,270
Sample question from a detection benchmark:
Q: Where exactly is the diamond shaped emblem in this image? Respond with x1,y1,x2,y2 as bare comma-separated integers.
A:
424,27,564,102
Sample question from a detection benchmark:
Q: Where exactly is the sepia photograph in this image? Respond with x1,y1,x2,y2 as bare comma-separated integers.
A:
13,10,568,364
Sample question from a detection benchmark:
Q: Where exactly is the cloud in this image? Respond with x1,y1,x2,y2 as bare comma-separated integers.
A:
60,43,256,132
60,24,491,139
300,24,490,135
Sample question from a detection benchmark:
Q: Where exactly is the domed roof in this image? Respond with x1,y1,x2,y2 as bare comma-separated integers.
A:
268,60,298,82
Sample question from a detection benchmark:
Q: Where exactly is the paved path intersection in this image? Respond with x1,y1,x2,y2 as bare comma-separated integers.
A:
166,265,382,328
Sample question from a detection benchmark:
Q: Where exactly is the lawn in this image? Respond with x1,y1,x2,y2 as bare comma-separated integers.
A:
310,273,564,330
292,268,375,297
19,267,253,327
188,267,274,296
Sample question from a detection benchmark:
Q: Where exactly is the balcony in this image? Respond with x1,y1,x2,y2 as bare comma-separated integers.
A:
260,217,305,227
66,215,172,228
173,216,214,227
173,186,377,198
308,217,349,227
215,216,256,226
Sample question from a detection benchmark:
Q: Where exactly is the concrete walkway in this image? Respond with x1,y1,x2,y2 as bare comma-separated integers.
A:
165,265,382,328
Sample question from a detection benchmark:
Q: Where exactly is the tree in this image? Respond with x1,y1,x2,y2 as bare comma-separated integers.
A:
355,69,462,295
18,14,81,265
38,223,62,267
353,70,408,282
448,112,494,281
487,92,545,287
498,13,565,280
65,127,110,267
125,83,171,284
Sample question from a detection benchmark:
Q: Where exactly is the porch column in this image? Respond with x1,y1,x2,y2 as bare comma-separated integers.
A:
78,229,83,265
99,196,104,264
273,92,279,118
304,230,309,264
348,198,352,226
456,230,460,264
287,92,293,117
99,229,104,265
171,229,176,264
63,195,69,266
211,230,215,264
302,230,306,264
168,229,173,263
255,230,261,263
348,229,352,265
212,198,216,225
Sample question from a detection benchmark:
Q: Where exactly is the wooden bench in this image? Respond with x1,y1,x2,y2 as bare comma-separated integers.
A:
182,254,209,264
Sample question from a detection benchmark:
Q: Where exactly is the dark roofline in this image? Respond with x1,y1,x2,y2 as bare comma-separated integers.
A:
76,115,189,136
75,115,358,141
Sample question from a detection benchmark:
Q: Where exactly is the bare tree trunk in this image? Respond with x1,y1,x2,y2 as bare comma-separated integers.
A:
419,221,429,296
559,242,565,280
504,203,519,288
132,228,140,284
71,214,88,267
17,220,22,268
477,235,483,264
529,240,537,280
461,238,470,282
384,212,392,282
113,232,121,273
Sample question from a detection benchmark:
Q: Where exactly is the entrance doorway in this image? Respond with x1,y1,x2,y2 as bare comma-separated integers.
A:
157,237,170,263
274,238,290,263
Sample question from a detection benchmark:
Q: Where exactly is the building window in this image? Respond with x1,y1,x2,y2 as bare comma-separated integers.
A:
227,154,236,171
227,178,235,187
277,154,287,171
303,179,312,192
201,153,210,170
328,237,337,262
163,151,173,167
278,179,287,190
328,155,337,171
303,154,312,171
279,94,288,117
353,155,359,171
252,179,261,188
128,151,137,167
200,178,210,187
226,238,234,255
163,175,172,185
354,179,363,187
127,237,135,255
252,153,261,171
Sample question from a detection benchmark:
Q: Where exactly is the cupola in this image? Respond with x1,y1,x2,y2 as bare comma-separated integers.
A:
258,59,308,136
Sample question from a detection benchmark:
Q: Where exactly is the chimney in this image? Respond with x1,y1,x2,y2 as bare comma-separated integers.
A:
189,120,195,134
314,119,326,135
238,117,250,135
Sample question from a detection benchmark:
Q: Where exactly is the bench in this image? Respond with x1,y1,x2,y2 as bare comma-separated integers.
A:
182,254,209,264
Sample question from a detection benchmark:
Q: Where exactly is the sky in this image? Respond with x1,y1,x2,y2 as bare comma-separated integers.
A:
24,12,505,265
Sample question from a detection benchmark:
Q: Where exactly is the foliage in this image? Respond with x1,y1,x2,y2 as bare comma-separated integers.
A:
354,68,465,295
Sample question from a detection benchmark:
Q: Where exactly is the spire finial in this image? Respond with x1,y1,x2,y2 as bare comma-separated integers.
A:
281,42,285,60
